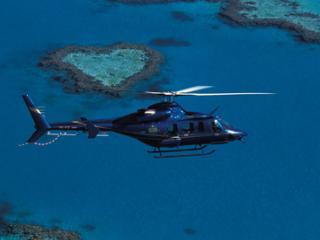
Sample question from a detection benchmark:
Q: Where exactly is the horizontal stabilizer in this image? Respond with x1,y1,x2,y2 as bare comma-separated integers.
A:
87,122,99,138
28,129,47,143
80,117,99,139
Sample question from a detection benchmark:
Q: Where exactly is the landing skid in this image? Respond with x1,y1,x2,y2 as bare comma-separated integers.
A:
148,145,215,158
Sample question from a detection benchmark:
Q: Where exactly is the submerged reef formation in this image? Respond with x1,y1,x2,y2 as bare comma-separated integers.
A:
111,0,320,43
0,202,12,225
110,0,200,3
39,43,163,96
0,223,81,240
220,0,320,43
150,38,191,47
0,202,80,240
184,227,197,236
80,224,96,232
110,0,220,4
171,10,194,22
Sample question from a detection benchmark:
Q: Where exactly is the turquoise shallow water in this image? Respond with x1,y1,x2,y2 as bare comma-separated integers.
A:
298,0,320,13
0,0,320,239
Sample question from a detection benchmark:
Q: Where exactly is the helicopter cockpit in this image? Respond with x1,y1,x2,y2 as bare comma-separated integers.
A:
212,119,223,133
215,117,234,129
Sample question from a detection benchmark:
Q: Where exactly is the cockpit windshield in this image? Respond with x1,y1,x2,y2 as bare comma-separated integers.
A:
215,116,233,129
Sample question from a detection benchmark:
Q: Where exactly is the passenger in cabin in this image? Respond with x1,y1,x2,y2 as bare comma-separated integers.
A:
212,120,222,133
148,125,159,134
168,124,178,135
198,122,205,132
189,122,194,133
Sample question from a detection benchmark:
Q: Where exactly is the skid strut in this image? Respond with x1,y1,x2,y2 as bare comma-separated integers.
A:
148,145,215,158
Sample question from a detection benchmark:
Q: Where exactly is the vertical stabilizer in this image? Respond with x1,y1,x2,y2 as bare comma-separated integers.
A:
22,95,51,143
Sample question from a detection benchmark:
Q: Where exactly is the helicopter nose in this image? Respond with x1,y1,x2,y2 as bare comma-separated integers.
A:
226,129,247,141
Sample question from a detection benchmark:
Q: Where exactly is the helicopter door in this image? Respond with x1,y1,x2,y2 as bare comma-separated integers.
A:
181,122,191,136
198,121,205,132
189,122,194,133
147,125,159,134
168,123,178,135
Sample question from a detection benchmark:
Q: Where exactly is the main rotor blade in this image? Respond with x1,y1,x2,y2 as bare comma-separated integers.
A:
177,92,276,96
177,86,213,93
144,91,172,96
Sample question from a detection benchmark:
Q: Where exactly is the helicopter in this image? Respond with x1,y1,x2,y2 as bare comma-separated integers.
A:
21,86,274,158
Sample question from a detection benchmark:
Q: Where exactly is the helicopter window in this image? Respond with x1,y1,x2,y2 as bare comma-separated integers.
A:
198,122,205,132
148,126,159,134
212,120,222,133
168,124,178,135
189,122,194,132
181,122,190,132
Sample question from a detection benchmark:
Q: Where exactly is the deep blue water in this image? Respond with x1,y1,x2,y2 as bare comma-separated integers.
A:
1,0,320,239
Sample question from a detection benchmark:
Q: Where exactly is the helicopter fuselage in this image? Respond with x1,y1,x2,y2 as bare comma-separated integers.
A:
48,101,246,148
23,84,272,157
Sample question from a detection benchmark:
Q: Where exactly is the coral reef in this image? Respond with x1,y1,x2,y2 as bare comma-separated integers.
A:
80,224,96,232
0,202,80,240
110,0,198,4
150,38,191,47
110,0,320,43
110,0,220,3
0,202,13,225
220,0,320,43
171,11,194,22
0,223,81,240
184,227,197,236
39,43,163,97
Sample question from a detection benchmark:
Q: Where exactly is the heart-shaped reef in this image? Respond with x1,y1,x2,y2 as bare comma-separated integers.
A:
39,43,163,96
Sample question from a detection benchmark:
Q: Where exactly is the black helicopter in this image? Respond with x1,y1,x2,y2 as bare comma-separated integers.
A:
22,86,274,158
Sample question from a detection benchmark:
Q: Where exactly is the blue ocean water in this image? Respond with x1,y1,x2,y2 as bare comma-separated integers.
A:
1,0,320,239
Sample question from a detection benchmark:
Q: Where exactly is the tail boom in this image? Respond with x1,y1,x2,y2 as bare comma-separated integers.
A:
23,94,113,144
